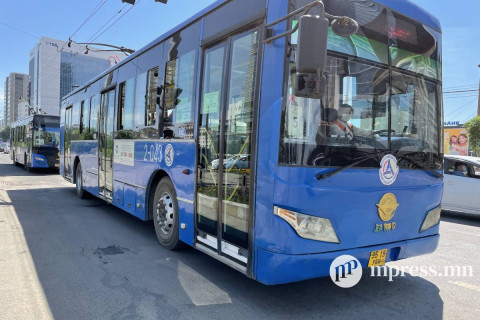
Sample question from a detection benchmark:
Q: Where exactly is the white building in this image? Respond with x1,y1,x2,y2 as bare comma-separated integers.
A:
4,73,29,125
29,37,123,116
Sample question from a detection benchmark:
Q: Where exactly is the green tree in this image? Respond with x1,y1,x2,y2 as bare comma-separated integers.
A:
0,126,10,142
464,116,480,155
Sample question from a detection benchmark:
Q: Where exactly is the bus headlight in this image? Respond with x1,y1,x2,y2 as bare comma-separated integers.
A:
274,207,340,243
420,206,441,232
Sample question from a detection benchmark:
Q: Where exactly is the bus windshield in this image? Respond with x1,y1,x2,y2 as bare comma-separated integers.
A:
280,1,442,169
34,128,60,148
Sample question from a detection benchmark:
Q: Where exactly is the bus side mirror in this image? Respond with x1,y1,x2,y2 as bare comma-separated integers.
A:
295,14,329,99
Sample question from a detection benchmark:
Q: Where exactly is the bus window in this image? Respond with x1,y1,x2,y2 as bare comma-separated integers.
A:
80,101,86,135
89,95,100,138
118,78,136,132
134,72,148,128
147,67,159,126
163,50,196,138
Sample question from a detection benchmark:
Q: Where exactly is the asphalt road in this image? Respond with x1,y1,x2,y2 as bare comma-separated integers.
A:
0,153,479,320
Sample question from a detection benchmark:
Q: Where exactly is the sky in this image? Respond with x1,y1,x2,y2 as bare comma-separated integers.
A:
0,0,479,123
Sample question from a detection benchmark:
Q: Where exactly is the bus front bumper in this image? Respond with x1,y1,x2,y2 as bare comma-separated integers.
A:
254,234,439,285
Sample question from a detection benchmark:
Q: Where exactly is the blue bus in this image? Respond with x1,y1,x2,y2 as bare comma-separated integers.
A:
60,0,443,284
11,115,60,171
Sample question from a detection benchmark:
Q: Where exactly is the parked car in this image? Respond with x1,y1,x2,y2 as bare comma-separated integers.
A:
210,154,250,170
442,155,480,214
3,144,9,154
0,143,7,153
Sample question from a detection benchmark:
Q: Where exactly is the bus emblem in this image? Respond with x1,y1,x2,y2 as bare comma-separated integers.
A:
376,193,399,222
379,154,399,185
165,144,174,167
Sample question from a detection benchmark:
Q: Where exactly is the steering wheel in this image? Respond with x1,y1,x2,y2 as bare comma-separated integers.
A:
373,129,395,135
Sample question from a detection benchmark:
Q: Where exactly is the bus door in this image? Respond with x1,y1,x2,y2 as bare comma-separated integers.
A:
98,89,116,201
64,107,72,179
196,29,259,266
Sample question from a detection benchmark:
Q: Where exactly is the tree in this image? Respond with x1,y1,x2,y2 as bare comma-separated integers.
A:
464,116,480,156
0,126,10,142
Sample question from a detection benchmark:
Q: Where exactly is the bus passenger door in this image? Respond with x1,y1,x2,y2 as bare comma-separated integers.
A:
64,107,72,179
196,29,259,267
99,90,115,200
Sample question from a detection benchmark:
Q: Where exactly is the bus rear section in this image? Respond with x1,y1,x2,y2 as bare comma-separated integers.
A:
11,115,60,170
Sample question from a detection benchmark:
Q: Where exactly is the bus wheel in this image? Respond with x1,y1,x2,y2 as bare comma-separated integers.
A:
12,153,18,166
153,178,183,250
75,163,87,199
24,154,30,172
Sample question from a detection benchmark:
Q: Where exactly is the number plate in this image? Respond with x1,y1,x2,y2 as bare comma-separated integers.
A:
368,249,388,267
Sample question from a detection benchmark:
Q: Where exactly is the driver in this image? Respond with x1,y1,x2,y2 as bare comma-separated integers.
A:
329,104,375,140
452,163,467,177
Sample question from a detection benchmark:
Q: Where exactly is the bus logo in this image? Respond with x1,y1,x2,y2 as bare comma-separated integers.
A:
165,144,174,167
376,193,399,222
379,154,399,185
329,255,362,288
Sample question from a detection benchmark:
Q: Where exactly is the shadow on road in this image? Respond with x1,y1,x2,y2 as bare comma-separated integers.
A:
8,186,444,320
442,211,480,227
0,161,59,177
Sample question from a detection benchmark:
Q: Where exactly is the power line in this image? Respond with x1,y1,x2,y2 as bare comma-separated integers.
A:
86,5,129,43
444,89,478,94
0,22,40,40
444,97,478,118
69,0,109,40
91,0,142,42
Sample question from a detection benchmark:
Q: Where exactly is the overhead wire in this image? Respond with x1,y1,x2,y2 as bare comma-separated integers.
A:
444,97,478,118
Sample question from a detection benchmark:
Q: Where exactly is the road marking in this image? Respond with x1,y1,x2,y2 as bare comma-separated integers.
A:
449,281,480,292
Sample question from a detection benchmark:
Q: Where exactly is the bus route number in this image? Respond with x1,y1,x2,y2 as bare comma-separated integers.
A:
144,144,163,163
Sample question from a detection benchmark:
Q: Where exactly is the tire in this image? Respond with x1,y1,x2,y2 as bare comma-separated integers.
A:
153,178,183,250
12,152,18,166
24,154,30,172
75,163,87,199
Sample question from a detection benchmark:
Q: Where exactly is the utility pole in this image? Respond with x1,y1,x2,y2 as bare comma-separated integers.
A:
478,65,480,116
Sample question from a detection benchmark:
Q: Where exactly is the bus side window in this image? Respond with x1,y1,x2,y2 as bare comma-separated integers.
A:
163,50,196,138
89,95,100,139
80,101,86,135
146,67,159,127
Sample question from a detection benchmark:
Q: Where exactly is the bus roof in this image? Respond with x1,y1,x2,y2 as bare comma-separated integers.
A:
63,0,441,101
11,114,60,127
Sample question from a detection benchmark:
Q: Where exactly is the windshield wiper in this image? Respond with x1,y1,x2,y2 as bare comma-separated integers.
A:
316,150,388,180
394,154,443,179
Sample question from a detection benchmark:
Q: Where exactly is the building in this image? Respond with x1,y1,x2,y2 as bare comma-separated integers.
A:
3,73,29,125
29,37,123,116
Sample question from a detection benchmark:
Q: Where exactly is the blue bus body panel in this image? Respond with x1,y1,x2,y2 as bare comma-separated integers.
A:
255,234,439,285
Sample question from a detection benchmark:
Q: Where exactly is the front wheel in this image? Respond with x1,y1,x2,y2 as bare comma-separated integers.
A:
12,152,18,166
153,178,183,250
75,163,87,199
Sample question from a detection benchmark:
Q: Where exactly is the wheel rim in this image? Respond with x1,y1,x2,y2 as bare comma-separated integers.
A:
156,192,174,235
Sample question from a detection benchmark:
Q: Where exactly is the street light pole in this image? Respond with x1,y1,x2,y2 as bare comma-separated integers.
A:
477,64,480,116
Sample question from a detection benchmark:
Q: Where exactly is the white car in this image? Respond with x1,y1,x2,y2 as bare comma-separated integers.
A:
442,155,480,214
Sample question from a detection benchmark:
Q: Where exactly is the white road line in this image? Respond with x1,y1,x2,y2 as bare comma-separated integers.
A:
449,281,480,292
